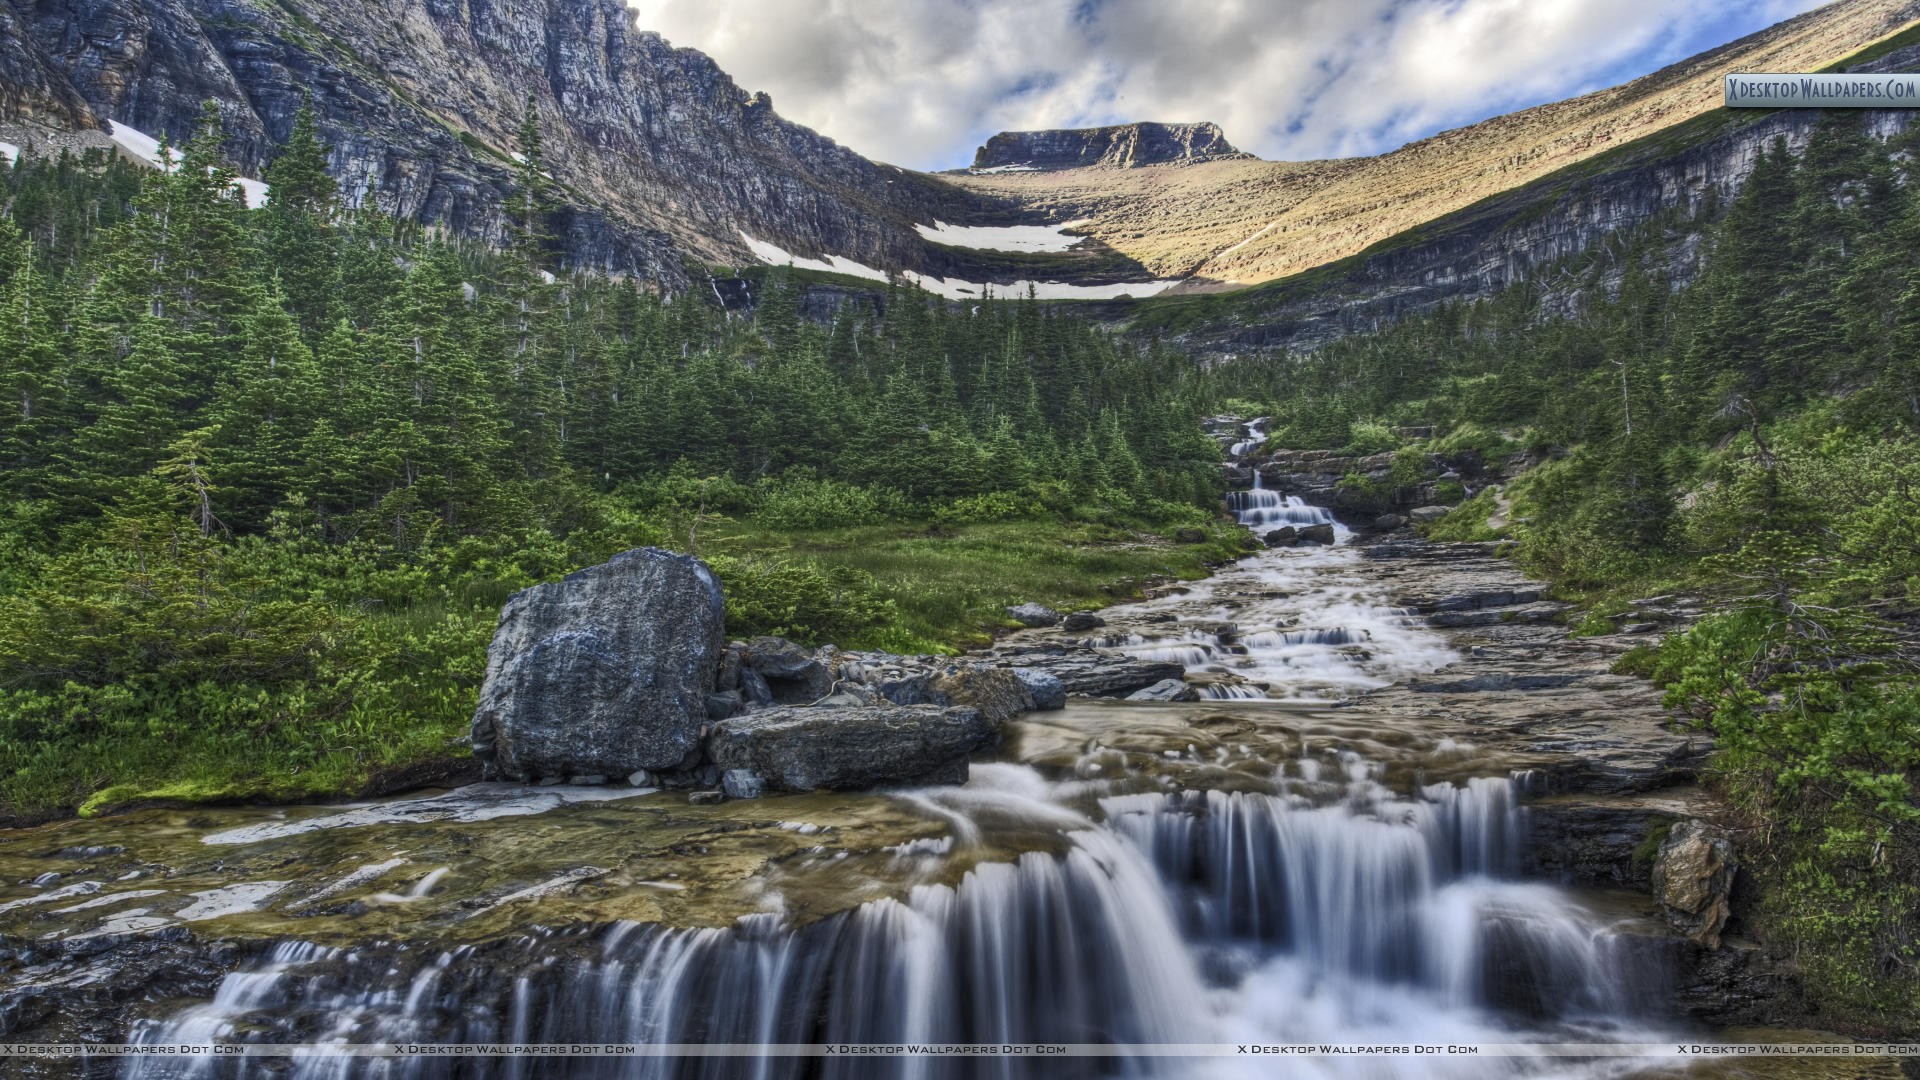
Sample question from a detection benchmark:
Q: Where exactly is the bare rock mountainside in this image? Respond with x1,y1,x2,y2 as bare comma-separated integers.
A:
1,0,1917,336
0,0,992,288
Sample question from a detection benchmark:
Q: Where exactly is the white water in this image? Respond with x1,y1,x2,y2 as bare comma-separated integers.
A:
124,764,1663,1078
1087,423,1454,702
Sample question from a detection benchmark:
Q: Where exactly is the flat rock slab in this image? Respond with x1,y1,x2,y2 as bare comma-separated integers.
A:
706,705,996,792
471,548,726,781
199,784,653,846
974,646,1186,697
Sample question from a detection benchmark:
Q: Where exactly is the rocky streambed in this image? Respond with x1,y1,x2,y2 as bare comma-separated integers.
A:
0,465,1869,1076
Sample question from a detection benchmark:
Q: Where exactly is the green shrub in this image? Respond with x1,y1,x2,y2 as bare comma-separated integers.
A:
1342,420,1401,455
931,489,1040,526
753,474,905,530
705,553,898,646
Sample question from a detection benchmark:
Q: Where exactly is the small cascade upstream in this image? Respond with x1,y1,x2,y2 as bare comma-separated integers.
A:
1225,473,1338,532
1103,436,1447,703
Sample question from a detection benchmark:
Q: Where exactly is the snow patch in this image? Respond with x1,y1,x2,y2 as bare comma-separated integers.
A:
234,176,269,210
901,271,1179,301
50,889,166,915
738,230,889,283
738,229,1177,301
968,163,1039,174
0,880,102,915
0,142,19,166
107,121,180,169
914,219,1091,253
109,121,268,208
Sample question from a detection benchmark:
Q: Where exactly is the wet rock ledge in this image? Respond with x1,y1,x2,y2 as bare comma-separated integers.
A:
1343,537,1794,1027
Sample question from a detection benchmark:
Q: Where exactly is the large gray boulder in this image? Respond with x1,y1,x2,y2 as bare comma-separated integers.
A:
1296,523,1336,545
470,548,726,781
1010,668,1067,711
706,705,995,791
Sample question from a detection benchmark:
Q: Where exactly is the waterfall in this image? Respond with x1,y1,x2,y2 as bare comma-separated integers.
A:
1227,488,1334,530
124,770,1663,1079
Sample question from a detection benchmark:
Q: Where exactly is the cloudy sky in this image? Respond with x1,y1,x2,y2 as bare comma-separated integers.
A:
625,0,1826,170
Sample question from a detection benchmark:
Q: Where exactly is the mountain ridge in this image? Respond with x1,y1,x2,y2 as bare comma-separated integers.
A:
1,0,1916,325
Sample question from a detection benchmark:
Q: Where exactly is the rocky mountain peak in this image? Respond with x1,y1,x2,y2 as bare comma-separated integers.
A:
972,121,1242,170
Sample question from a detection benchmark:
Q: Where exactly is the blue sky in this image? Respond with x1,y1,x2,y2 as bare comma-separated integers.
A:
626,0,1826,170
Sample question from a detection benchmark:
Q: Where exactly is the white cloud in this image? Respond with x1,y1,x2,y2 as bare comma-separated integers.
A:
625,0,1829,170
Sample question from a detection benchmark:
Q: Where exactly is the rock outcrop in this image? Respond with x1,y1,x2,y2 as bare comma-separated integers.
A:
1652,819,1737,948
707,705,996,791
470,548,725,782
973,122,1240,171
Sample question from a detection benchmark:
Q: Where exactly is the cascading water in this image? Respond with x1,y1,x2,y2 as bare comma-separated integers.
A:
124,763,1664,1080
1226,473,1337,532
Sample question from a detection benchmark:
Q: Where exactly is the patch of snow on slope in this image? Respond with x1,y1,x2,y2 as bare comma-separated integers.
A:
901,271,1178,301
914,219,1091,253
107,121,180,168
967,163,1039,174
738,231,889,283
110,121,267,207
0,142,19,166
234,177,268,209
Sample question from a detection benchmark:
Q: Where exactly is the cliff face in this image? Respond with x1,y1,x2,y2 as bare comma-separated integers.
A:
0,0,993,286
972,122,1241,170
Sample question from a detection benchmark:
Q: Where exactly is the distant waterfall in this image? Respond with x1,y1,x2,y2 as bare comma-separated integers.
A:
125,771,1661,1079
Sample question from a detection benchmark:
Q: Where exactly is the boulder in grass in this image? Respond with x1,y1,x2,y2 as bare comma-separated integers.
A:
706,705,996,791
471,548,724,782
1006,602,1062,627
